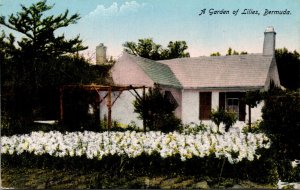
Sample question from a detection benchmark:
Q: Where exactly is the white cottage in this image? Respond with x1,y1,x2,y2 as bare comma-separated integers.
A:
100,26,280,128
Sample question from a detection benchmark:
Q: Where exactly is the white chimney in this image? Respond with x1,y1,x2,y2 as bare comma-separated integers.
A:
263,26,276,56
96,43,107,65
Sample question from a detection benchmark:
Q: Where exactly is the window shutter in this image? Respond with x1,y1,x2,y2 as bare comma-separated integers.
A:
199,92,212,120
219,92,226,110
239,93,246,121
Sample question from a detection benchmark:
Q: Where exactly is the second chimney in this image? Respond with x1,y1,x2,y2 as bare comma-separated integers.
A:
96,43,107,65
263,26,276,56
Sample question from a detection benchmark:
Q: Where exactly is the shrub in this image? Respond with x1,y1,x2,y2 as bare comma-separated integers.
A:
211,108,237,132
133,86,182,132
179,122,208,134
260,88,300,160
243,90,263,129
260,86,300,182
243,120,264,134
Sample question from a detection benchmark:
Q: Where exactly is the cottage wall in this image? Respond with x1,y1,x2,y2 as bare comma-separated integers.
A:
264,58,281,90
99,87,183,128
181,89,199,124
245,101,264,124
99,89,145,128
181,89,263,127
181,89,218,126
111,54,154,87
99,88,264,129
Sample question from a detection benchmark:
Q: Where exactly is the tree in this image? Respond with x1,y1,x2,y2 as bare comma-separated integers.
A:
123,38,158,60
210,48,247,56
226,48,232,55
166,41,190,59
261,87,300,160
275,48,300,90
123,38,190,60
210,52,220,56
243,90,263,129
225,47,247,56
0,1,94,129
0,0,87,59
211,108,237,132
133,86,181,132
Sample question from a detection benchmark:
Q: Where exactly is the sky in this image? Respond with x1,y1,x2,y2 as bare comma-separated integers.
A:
1,0,300,62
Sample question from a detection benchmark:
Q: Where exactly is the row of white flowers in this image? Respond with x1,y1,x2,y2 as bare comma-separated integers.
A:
1,130,270,163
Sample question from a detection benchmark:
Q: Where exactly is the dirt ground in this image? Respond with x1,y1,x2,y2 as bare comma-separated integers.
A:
1,167,275,189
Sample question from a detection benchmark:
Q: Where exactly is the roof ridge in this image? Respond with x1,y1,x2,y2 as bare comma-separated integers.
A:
158,53,272,62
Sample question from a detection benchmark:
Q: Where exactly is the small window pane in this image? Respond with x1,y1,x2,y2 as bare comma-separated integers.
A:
226,98,239,119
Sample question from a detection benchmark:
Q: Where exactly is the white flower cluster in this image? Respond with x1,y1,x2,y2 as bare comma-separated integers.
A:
1,130,270,163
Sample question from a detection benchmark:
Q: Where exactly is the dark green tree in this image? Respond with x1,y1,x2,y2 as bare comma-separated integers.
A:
275,48,300,90
226,47,232,55
0,1,103,132
243,90,263,129
210,52,221,56
166,41,190,59
0,0,86,59
123,38,161,60
211,108,237,132
133,86,181,132
261,87,300,161
123,38,190,60
210,49,247,56
225,47,247,56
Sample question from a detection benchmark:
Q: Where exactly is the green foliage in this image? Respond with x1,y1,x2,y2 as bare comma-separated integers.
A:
224,85,300,183
245,156,279,184
227,48,233,56
166,41,190,59
244,90,263,108
275,48,300,90
178,122,208,134
243,120,264,133
210,49,247,56
1,1,110,132
133,86,181,132
0,0,87,58
123,38,190,60
260,87,300,160
227,48,248,55
211,108,237,132
210,52,221,56
99,120,141,132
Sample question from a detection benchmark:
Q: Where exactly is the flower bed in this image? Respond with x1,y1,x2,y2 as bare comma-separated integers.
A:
1,130,270,164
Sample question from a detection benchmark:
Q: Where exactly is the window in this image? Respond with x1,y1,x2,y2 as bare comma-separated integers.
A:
199,92,212,120
226,98,239,119
219,92,246,121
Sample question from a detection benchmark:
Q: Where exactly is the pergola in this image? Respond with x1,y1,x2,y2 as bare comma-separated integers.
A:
59,84,148,130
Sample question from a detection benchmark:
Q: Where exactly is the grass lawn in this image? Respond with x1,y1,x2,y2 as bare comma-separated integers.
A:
1,166,276,189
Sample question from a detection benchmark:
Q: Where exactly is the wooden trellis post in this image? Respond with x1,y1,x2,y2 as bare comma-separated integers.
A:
59,87,64,121
107,87,112,130
143,86,146,132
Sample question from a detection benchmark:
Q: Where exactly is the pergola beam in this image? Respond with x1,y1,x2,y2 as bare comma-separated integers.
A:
59,84,148,130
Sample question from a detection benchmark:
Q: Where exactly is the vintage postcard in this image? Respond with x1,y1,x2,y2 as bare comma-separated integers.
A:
1,0,299,189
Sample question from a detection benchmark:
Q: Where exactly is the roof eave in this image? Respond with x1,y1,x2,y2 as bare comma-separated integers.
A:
182,86,265,91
